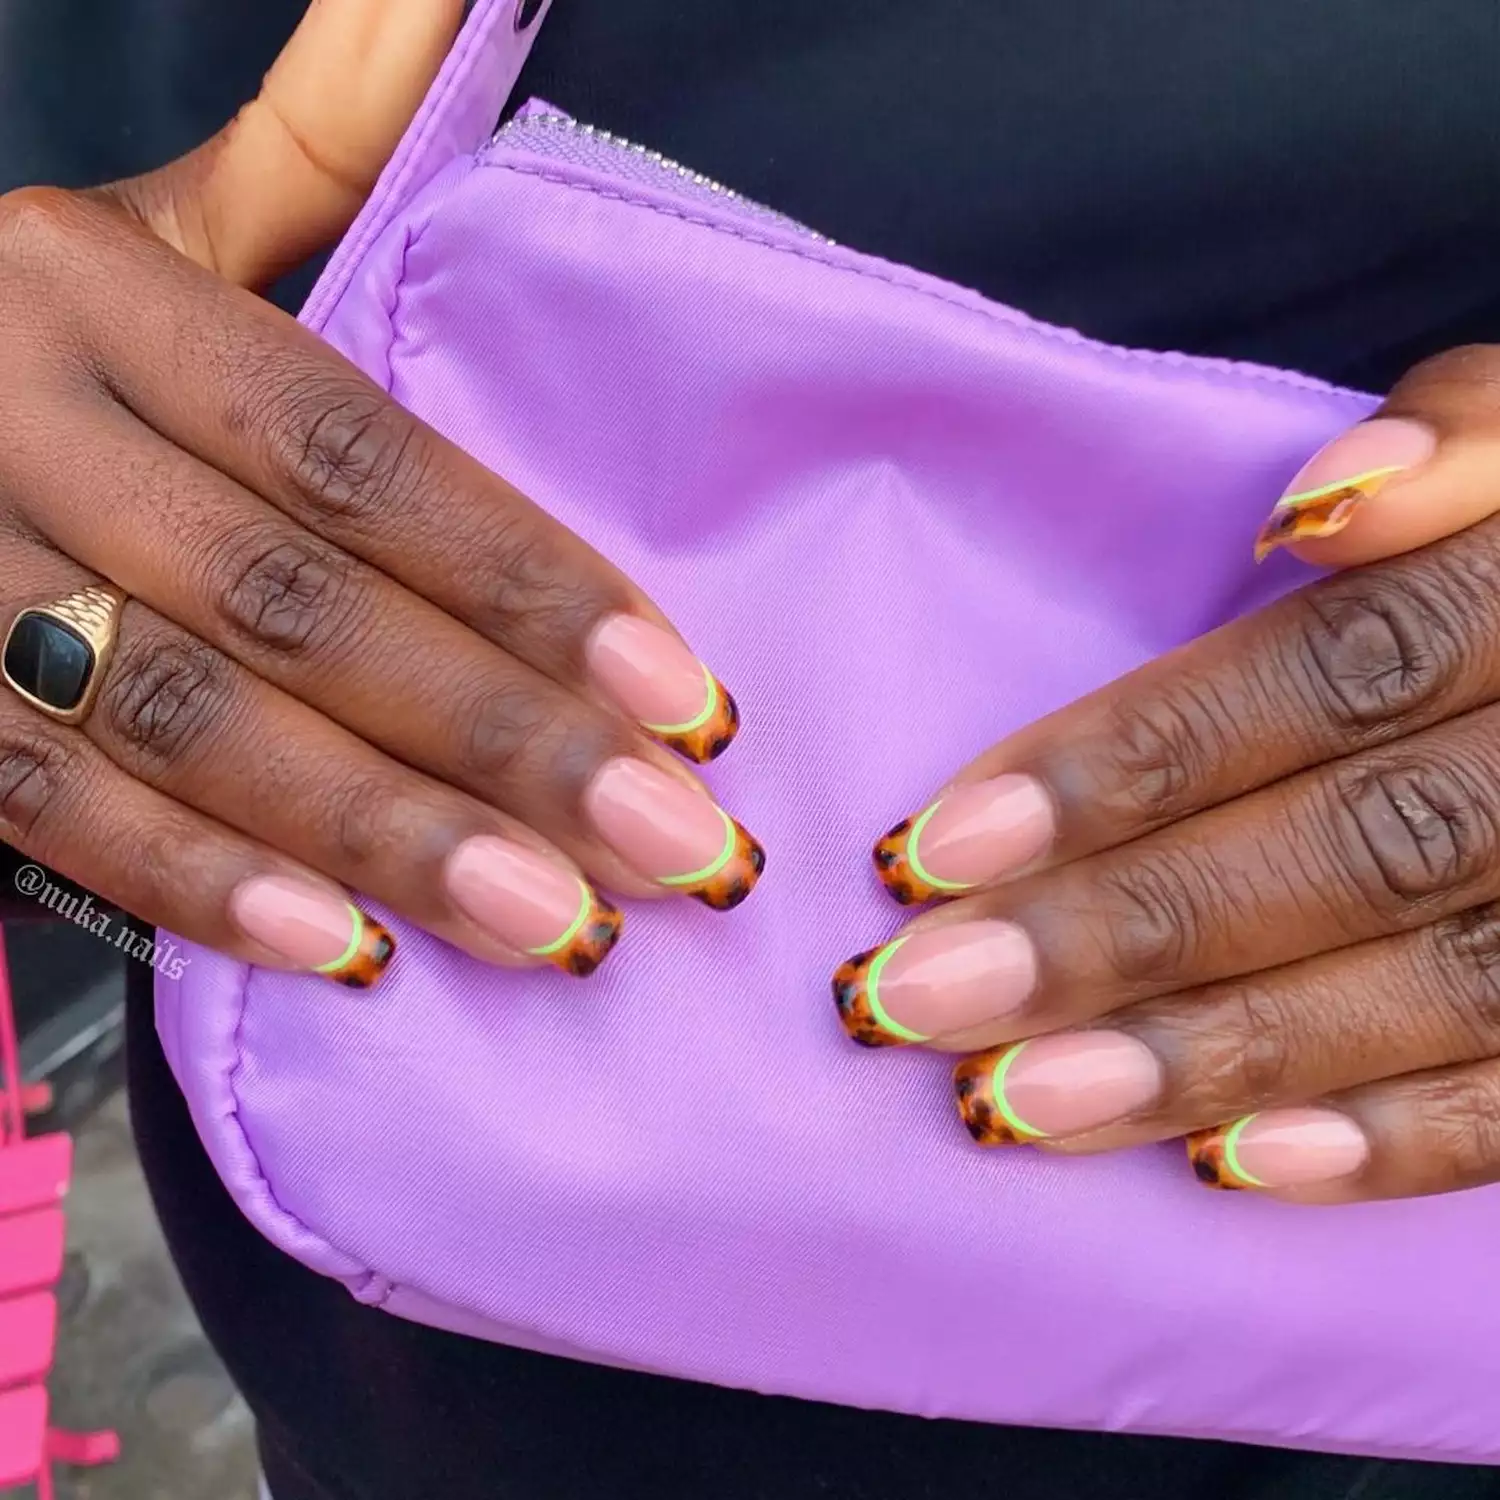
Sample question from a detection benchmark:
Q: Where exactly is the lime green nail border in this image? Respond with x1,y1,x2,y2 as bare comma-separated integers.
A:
659,804,737,887
1276,464,1403,512
526,878,593,958
1219,1114,1267,1187
642,664,718,736
989,1042,1048,1139
313,904,364,974
862,938,930,1043
905,802,976,894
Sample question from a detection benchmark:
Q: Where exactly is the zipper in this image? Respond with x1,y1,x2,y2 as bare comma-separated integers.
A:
488,110,834,245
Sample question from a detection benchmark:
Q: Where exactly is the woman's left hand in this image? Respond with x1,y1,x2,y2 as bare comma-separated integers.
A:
834,345,1500,1204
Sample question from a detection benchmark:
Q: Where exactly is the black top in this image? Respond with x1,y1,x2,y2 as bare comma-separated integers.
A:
8,1,1500,1496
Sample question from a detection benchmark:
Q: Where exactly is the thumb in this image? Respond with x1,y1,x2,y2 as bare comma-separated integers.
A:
1254,345,1500,569
100,0,466,290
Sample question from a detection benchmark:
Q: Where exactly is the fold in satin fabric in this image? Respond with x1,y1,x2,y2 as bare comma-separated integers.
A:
155,0,1500,1469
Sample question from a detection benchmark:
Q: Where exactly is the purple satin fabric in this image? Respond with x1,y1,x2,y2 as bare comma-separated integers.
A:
157,0,1500,1465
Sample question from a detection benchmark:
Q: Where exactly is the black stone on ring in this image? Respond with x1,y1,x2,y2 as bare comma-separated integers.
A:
4,613,95,712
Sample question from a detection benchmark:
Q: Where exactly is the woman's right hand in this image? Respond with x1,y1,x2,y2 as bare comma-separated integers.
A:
0,1,762,989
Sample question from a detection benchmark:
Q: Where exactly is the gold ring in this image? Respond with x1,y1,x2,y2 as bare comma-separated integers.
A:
2,584,129,726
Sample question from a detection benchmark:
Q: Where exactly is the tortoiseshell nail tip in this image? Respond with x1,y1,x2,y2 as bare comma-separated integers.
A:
642,667,741,764
313,905,396,989
954,1045,1048,1147
1253,466,1405,563
658,806,766,911
872,801,974,906
1186,1117,1264,1191
831,938,929,1048
527,882,624,978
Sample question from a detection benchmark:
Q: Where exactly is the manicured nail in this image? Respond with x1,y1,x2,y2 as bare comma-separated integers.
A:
831,921,1037,1047
873,775,1054,905
584,757,764,910
444,836,622,977
1187,1108,1369,1190
954,1034,1162,1145
1254,418,1435,561
230,876,394,988
586,614,739,763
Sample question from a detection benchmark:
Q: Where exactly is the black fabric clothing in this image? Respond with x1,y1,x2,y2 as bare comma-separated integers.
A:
7,1,1500,1496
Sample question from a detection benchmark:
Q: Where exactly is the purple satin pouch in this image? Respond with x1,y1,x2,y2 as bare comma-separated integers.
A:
156,0,1500,1464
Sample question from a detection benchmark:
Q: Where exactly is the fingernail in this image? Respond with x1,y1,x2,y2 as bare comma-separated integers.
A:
445,837,622,977
586,614,739,764
584,757,765,910
873,775,1054,905
954,1035,1162,1145
1254,417,1435,561
831,921,1037,1047
1187,1108,1369,1190
229,876,395,988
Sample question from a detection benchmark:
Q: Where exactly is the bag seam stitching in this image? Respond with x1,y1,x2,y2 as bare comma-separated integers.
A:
475,157,1371,406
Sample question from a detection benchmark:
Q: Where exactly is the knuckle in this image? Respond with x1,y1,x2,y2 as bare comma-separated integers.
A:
1424,903,1500,1048
1091,851,1219,989
263,371,427,526
1403,1068,1500,1194
1287,570,1466,736
0,728,74,843
100,632,229,770
459,681,563,786
0,187,85,272
1325,754,1498,912
474,508,612,653
217,535,358,658
1091,678,1238,827
1172,981,1300,1110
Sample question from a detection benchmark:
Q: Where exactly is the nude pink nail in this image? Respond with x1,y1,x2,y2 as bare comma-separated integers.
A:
1190,1108,1370,1190
444,837,622,976
874,775,1055,904
586,614,739,763
229,875,394,987
993,1033,1162,1136
583,758,765,910
831,921,1037,1046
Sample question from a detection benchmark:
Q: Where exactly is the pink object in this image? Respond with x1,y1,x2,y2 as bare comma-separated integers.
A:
0,1137,71,1220
583,758,735,882
444,838,594,953
0,1386,47,1490
0,1211,66,1299
1228,1109,1371,1188
586,614,714,729
0,1293,57,1389
904,777,1056,888
1279,416,1435,500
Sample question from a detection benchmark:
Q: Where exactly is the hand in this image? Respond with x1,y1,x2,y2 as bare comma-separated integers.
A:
0,0,761,990
834,345,1500,1204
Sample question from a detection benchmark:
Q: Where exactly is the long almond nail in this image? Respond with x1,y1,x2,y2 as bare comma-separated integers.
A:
873,775,1054,905
954,1035,1161,1143
584,757,764,910
1253,418,1435,561
586,614,739,763
229,876,394,988
831,922,1036,1047
1187,1109,1369,1190
444,837,622,977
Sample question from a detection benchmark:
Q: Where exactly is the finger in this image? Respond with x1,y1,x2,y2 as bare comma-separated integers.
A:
841,694,1500,1049
0,652,395,988
1181,1055,1500,1203
870,510,1500,905
29,195,740,765
945,898,1500,1151
10,400,761,910
1257,346,1500,567
100,0,467,287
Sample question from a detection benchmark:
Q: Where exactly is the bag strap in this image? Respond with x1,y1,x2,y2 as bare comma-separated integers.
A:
302,0,554,332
